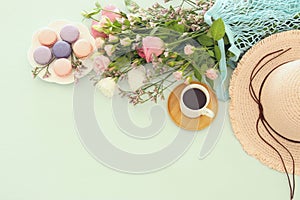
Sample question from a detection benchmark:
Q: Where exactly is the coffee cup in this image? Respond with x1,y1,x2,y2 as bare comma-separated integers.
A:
179,84,215,118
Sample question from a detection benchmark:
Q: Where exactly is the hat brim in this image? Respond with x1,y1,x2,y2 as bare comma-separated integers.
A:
229,30,300,175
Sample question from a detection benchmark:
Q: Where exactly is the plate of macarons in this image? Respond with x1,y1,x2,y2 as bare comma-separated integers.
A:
28,20,96,84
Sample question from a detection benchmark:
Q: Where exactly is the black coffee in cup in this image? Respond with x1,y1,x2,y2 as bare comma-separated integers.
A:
182,88,207,110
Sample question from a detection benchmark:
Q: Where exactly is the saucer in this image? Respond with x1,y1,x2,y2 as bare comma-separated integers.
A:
167,81,218,131
28,20,96,84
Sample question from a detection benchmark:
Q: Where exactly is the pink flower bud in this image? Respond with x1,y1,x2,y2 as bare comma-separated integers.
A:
205,68,219,80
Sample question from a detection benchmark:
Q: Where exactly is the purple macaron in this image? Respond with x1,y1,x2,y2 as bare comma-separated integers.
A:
60,24,80,43
52,41,72,58
33,46,52,65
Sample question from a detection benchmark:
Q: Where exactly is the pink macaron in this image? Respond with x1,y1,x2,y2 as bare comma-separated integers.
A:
73,39,93,58
38,28,57,47
53,58,72,77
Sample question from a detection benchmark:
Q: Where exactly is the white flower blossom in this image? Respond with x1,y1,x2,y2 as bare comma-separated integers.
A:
120,37,132,46
135,34,142,42
108,34,119,43
95,37,105,49
104,45,115,56
96,77,117,97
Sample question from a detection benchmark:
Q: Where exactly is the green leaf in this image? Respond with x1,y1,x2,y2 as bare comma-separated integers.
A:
223,34,229,45
169,24,185,33
201,64,208,71
214,45,221,61
113,20,122,28
192,66,202,82
123,19,130,27
208,50,214,57
111,27,120,34
81,2,102,19
197,34,214,46
81,9,101,19
124,0,140,13
210,18,225,41
194,70,202,82
165,20,176,26
114,56,130,70
207,29,212,38
165,20,185,33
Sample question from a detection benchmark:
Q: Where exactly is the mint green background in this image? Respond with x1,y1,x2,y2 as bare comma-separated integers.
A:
0,0,298,199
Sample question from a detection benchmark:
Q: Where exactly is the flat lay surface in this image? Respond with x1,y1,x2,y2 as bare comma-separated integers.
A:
0,0,299,199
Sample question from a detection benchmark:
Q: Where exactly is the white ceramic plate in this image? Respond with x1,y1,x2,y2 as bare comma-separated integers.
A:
28,20,96,84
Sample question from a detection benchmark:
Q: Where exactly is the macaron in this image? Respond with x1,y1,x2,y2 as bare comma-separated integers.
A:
73,39,92,58
33,46,52,65
52,41,71,58
38,28,57,47
60,24,80,43
53,58,72,77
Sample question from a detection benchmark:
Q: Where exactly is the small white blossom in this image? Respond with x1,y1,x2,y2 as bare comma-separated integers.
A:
96,77,117,97
120,37,132,46
104,45,115,56
95,37,105,49
135,34,142,42
108,34,119,43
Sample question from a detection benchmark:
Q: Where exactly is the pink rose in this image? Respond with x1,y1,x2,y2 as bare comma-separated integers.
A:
102,5,121,22
93,55,110,74
205,68,218,80
142,36,165,63
137,47,146,59
173,71,183,81
91,20,108,39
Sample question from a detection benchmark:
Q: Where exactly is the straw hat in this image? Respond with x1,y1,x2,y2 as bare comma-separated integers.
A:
229,30,300,175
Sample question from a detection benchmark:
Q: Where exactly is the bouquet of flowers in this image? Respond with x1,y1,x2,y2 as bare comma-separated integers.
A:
82,0,231,105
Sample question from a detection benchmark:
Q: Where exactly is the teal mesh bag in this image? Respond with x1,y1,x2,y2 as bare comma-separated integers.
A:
204,0,300,101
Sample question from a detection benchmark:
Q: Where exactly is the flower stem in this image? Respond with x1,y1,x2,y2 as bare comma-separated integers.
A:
32,57,55,78
166,32,205,48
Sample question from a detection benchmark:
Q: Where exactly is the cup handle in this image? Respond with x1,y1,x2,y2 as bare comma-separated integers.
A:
202,108,215,118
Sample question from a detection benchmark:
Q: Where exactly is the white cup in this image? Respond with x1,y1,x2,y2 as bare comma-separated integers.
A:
179,84,215,118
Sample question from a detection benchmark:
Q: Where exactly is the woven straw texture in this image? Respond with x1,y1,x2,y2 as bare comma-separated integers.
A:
229,30,300,175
